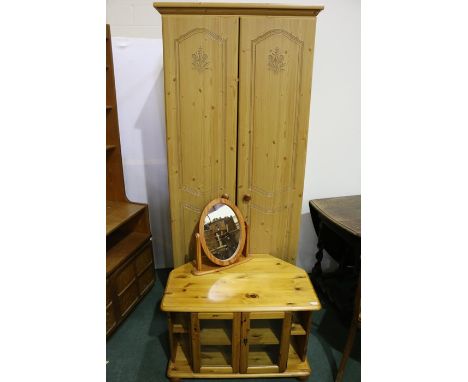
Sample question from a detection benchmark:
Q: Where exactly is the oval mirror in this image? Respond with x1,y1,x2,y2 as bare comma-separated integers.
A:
199,198,246,266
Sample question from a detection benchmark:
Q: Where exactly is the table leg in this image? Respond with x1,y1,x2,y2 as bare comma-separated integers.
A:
312,223,324,277
336,276,360,382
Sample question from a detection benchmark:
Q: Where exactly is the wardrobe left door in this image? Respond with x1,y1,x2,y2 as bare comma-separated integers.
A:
162,15,239,266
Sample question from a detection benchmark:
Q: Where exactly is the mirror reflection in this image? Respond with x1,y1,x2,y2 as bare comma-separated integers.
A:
204,203,240,260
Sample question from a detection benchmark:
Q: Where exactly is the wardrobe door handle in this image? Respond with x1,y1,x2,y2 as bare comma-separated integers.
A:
243,194,251,202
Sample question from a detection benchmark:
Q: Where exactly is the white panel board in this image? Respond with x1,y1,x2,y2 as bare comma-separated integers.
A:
112,37,173,268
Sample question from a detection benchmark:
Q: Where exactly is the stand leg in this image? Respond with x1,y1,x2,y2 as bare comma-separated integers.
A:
243,222,249,257
195,233,202,272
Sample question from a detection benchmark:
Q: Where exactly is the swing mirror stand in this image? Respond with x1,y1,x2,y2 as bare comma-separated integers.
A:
192,196,251,275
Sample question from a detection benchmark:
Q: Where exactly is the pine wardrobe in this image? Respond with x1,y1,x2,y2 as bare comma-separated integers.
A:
154,3,323,267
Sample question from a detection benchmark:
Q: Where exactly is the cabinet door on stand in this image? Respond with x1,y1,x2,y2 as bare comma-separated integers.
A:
239,312,292,374
237,16,318,263
162,16,239,266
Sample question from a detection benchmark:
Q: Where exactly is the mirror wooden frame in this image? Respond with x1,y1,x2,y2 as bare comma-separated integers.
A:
198,197,246,266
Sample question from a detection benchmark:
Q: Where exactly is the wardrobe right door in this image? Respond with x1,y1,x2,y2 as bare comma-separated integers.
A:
237,16,318,263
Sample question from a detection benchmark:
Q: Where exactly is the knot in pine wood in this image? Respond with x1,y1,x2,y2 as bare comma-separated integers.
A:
245,293,259,299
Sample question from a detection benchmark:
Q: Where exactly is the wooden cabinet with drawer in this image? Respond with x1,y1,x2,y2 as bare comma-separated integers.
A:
106,241,155,336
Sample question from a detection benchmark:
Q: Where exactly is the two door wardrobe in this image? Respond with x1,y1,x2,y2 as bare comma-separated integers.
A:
154,2,323,267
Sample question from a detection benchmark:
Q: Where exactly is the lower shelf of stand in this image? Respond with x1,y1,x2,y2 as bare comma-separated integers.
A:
247,345,278,372
200,346,233,373
200,321,232,345
168,342,310,379
291,322,307,336
249,320,281,345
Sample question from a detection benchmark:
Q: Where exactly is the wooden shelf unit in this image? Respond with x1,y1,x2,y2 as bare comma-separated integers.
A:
106,24,155,337
169,340,309,378
162,254,321,381
167,311,312,378
106,231,151,276
106,201,147,235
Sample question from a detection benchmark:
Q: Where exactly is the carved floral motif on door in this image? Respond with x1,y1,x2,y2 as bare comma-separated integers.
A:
192,47,209,72
268,47,286,73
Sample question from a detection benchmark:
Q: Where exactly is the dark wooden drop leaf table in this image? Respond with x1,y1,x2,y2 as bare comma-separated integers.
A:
309,195,361,320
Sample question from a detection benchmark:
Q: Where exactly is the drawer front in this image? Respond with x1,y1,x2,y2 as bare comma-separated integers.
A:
106,303,116,334
135,243,153,275
114,259,137,293
118,281,139,317
138,265,155,295
198,313,234,320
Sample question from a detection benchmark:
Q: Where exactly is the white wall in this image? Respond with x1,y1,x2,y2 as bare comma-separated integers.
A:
106,0,162,38
107,0,361,270
298,0,361,271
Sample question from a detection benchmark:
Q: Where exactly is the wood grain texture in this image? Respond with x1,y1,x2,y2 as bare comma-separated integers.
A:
166,342,310,379
200,320,232,345
106,201,146,235
198,312,234,320
162,15,239,266
106,297,117,335
106,24,127,202
237,16,318,264
106,232,151,276
231,312,241,373
195,233,202,271
154,2,323,16
190,313,201,372
163,263,319,379
309,195,361,237
240,313,250,373
278,312,292,372
249,312,284,320
161,254,321,312
168,314,177,362
292,311,312,361
248,320,281,345
199,345,233,372
192,252,252,276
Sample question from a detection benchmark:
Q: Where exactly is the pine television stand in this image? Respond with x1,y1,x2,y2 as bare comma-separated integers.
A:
161,254,321,381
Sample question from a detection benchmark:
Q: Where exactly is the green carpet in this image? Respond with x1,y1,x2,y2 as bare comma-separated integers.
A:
106,270,360,382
